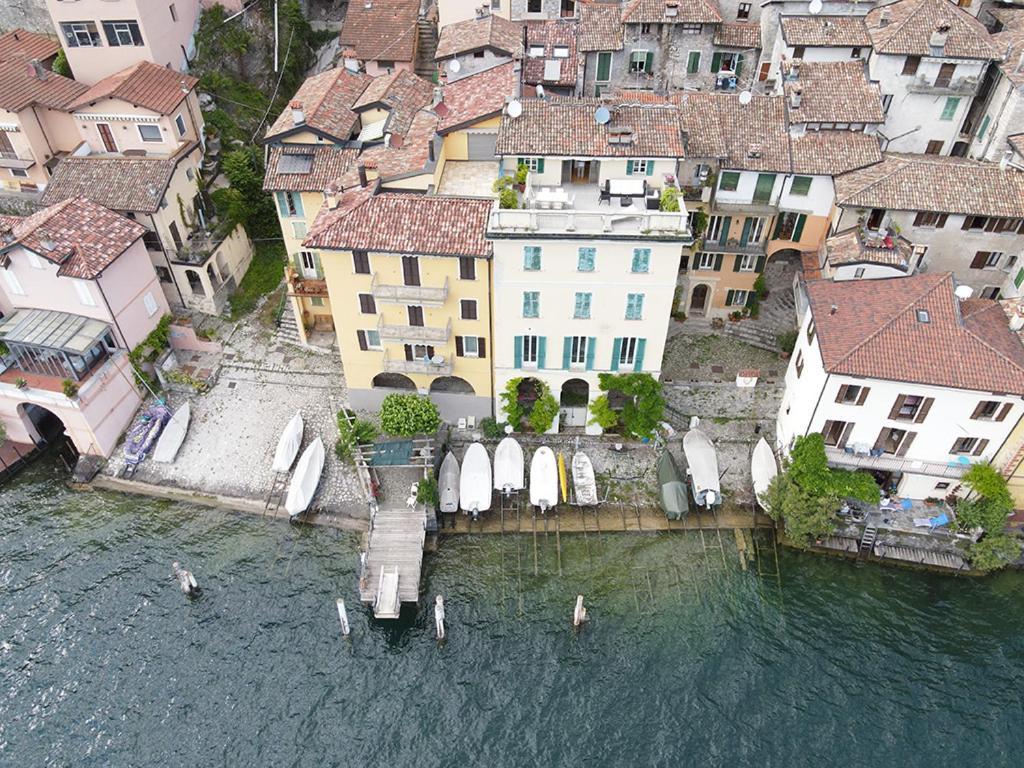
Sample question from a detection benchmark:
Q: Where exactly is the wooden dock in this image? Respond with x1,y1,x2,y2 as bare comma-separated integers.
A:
359,507,426,619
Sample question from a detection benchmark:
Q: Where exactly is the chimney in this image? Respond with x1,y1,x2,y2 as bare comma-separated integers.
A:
432,86,444,108
358,163,368,188
788,57,802,80
830,304,838,316
324,182,341,210
789,85,802,109
879,9,890,27
28,59,46,81
929,24,949,53
290,100,305,125
1010,313,1024,332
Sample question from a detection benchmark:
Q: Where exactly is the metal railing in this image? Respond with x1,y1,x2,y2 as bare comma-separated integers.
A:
371,275,448,305
382,350,453,375
377,317,452,344
488,207,690,239
825,446,971,480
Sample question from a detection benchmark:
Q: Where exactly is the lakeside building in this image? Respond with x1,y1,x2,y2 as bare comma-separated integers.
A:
434,11,522,83
338,0,422,76
764,15,872,84
967,8,1024,162
0,197,169,457
776,272,1024,500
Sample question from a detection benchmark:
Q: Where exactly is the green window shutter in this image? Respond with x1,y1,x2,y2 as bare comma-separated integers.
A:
755,255,766,273
793,214,807,242
537,158,545,173
739,217,752,246
735,55,743,79
291,193,304,218
292,251,302,270
772,215,784,239
719,217,730,243
626,159,634,175
562,336,572,369
632,248,650,273
633,339,646,372
586,337,596,370
646,161,654,177
732,255,743,272
711,52,722,73
275,192,288,217
977,115,990,139
726,289,735,305
713,253,723,271
645,51,653,72
537,336,546,369
514,336,523,368
610,338,621,371
578,247,595,271
312,251,322,278
597,51,611,81
746,292,756,308
941,97,960,120
791,176,812,196
687,51,700,74
1015,267,1024,289
719,171,740,191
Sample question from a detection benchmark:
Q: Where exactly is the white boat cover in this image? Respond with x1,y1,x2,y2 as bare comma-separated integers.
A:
683,428,721,508
530,446,559,511
272,412,304,473
152,402,191,463
285,437,325,517
439,451,460,514
460,442,492,513
751,436,778,505
571,452,598,505
493,436,525,493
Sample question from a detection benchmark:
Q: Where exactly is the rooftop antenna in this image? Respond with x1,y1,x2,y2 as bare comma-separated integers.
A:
595,106,611,124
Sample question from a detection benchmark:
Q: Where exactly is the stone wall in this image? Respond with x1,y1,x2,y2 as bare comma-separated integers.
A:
0,0,52,35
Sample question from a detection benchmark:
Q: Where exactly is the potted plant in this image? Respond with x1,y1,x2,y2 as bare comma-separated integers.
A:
514,163,529,191
62,379,79,399
14,377,27,389
498,187,518,209
729,310,743,322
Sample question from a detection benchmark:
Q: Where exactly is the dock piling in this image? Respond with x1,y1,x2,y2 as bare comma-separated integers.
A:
336,598,350,636
435,595,446,640
573,594,588,628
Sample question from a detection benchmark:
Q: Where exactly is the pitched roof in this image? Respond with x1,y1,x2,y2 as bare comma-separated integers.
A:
69,61,198,114
339,0,420,63
807,273,1024,394
496,96,686,157
263,144,361,192
992,24,1024,88
714,22,762,49
359,109,439,179
522,20,579,87
824,226,912,270
835,153,1024,217
865,0,1000,60
353,69,433,137
578,1,624,51
0,29,59,62
680,92,791,172
623,0,721,24
435,13,523,59
785,60,884,124
304,192,493,257
265,68,371,141
790,130,882,176
40,150,195,213
436,61,517,133
0,197,145,279
1009,133,1024,159
780,15,871,47
0,58,88,112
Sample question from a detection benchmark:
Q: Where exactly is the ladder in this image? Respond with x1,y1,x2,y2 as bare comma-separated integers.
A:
264,472,288,517
858,524,878,560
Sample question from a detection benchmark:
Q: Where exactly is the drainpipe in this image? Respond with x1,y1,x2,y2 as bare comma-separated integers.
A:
150,214,185,306
94,277,129,350
487,257,496,419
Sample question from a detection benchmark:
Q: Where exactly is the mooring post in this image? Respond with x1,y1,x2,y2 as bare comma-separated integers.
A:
336,598,350,636
435,595,446,640
573,594,587,628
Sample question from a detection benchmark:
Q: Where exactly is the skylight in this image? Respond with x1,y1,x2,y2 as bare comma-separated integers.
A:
916,309,930,323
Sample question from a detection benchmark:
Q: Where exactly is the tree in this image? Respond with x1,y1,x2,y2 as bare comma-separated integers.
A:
52,49,71,77
221,147,278,239
588,372,665,438
762,473,837,544
379,394,440,437
968,533,1021,573
529,388,559,433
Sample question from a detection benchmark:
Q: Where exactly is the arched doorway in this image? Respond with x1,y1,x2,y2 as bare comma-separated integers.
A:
690,284,709,315
372,372,416,390
17,403,65,446
206,263,221,289
185,269,205,296
560,378,589,428
429,376,475,395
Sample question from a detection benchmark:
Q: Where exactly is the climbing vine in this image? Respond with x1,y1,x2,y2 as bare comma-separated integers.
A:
500,377,558,433
128,314,172,391
588,373,665,438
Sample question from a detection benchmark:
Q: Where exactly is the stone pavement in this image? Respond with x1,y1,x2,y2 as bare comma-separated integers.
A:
661,333,786,382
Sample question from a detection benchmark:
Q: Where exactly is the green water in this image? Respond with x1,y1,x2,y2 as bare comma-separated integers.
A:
2,462,1022,767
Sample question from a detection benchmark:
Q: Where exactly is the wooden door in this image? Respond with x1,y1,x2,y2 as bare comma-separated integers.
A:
402,256,420,286
935,63,955,87
97,123,117,153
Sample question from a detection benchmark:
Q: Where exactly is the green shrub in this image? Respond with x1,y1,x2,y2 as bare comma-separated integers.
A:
660,186,681,212
753,273,769,299
529,388,560,433
492,175,513,193
498,187,518,209
380,394,441,436
777,329,798,355
61,379,79,399
968,533,1021,573
52,49,71,77
587,395,619,431
229,242,286,319
690,209,708,237
515,163,529,185
0,340,9,356
335,409,378,461
416,476,439,507
500,377,527,428
589,373,665,438
957,463,1014,534
479,417,508,439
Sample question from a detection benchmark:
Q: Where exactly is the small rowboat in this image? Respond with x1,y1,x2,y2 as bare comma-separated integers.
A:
152,402,191,463
751,436,778,508
438,451,460,514
285,437,325,519
571,452,598,506
529,446,558,513
272,412,304,473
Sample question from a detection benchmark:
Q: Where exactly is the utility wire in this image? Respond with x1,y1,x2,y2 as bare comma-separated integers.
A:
251,28,295,142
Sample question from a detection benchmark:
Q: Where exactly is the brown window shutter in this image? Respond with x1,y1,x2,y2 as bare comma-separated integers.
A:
970,401,987,419
973,438,989,456
822,420,836,442
835,385,849,403
357,330,367,350
996,403,1013,422
478,337,486,358
896,431,916,456
404,344,413,361
455,336,464,357
856,386,870,405
970,251,988,269
427,346,435,359
914,397,934,423
888,395,905,420
873,428,889,451
839,422,855,449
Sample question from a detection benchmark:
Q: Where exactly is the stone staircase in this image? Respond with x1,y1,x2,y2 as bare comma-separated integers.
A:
415,18,437,79
275,307,304,347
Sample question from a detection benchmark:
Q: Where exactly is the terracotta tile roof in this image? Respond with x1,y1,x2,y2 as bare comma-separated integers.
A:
263,144,361,192
785,60,884,124
304,192,493,257
578,1,624,51
790,130,882,176
437,61,517,133
496,96,686,157
824,226,912,269
435,13,523,59
714,22,761,49
807,273,1024,394
70,61,198,114
1009,133,1024,158
522,20,579,87
359,109,438,179
992,25,1024,88
0,29,59,63
354,70,433,137
623,0,721,24
865,0,1000,60
40,150,196,213
0,197,145,279
0,58,87,112
780,15,871,47
265,68,371,141
676,92,727,159
339,0,420,63
679,92,791,172
835,153,1024,217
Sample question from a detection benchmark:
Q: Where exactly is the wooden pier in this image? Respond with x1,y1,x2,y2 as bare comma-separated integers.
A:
359,506,427,619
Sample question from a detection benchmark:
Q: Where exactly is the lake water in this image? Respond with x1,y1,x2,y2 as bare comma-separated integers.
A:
2,462,1022,767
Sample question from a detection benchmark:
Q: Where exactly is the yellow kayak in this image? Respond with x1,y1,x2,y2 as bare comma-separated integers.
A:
557,452,569,503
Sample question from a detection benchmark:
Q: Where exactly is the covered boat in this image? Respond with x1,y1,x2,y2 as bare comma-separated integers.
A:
124,403,171,465
529,446,559,513
657,450,689,520
272,412,304,473
152,402,191,463
460,442,492,519
438,451,460,514
683,428,721,508
285,437,325,519
493,436,524,495
571,452,598,506
751,436,778,508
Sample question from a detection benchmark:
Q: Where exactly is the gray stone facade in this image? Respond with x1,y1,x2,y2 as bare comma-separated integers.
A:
613,23,720,92
350,386,493,423
443,48,514,82
511,0,570,20
0,0,52,35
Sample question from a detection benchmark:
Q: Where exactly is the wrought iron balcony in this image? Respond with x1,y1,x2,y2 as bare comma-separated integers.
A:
824,446,970,480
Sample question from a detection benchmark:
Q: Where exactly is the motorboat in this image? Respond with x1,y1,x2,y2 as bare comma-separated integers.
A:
152,402,191,463
571,452,598,506
438,451,460,514
529,446,559,513
683,427,721,508
657,449,689,520
272,412,304,473
492,436,524,495
460,442,492,519
751,436,779,508
285,437,325,519
124,403,171,465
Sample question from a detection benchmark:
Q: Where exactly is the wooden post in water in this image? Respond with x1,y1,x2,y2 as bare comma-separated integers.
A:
336,598,350,637
573,594,587,628
435,595,445,640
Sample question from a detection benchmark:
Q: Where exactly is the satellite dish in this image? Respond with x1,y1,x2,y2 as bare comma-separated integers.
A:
431,355,445,365
738,90,752,105
507,99,523,118
595,106,611,125
954,285,974,300
808,0,823,13
448,58,461,73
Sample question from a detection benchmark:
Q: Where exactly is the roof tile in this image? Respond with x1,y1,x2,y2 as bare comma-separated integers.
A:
263,144,361,192
522,20,579,87
579,1,624,51
780,15,871,47
785,60,884,124
865,0,1000,60
437,61,517,133
0,57,87,112
436,13,523,59
70,61,198,114
339,0,420,63
265,68,371,141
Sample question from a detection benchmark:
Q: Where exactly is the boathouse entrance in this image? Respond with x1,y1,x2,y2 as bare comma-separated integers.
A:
17,403,65,447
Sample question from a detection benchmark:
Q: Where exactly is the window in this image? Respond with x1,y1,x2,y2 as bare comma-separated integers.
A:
836,384,869,404
790,176,812,196
940,97,960,121
640,23,652,34
951,437,978,455
879,428,909,455
795,350,804,377
981,286,1001,300
916,309,930,323
492,0,501,8
2,268,24,295
619,337,639,366
748,217,765,242
913,211,948,228
706,215,724,242
681,23,702,33
574,292,592,319
73,279,96,307
523,291,540,318
773,212,807,242
460,299,478,320
102,20,144,47
570,335,588,366
925,140,944,155
462,335,480,357
596,51,612,83
155,266,173,284
26,251,44,269
625,293,644,320
972,400,1002,420
727,289,749,306
523,246,542,271
630,50,652,74
806,318,816,343
357,329,381,350
528,45,545,57
881,94,893,114
143,291,158,317
276,191,303,218
61,21,101,47
473,51,485,59
291,221,307,239
896,395,923,419
553,46,569,59
170,4,178,22
962,215,988,231
854,267,866,278
792,46,806,59
528,0,542,11
822,420,851,447
737,254,757,272
696,252,717,270
737,3,751,19
9,169,28,178
518,157,544,172
934,63,956,88
358,293,376,314
459,256,476,280
902,56,920,76
137,124,162,143
175,114,187,137
298,251,319,278
352,250,370,274
631,248,650,273
310,297,324,307
719,171,740,191
970,251,1001,269
522,335,539,365
577,247,596,272
687,51,701,74
977,115,990,140
628,159,652,176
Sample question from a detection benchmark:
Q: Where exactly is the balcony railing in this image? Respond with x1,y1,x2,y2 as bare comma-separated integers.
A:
825,446,971,480
907,75,979,96
0,150,34,170
377,318,452,344
371,275,448,306
286,266,328,297
700,237,766,255
488,207,690,239
382,351,453,375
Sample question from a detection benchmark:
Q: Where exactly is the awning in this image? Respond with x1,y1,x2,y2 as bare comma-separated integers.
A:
0,308,110,354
